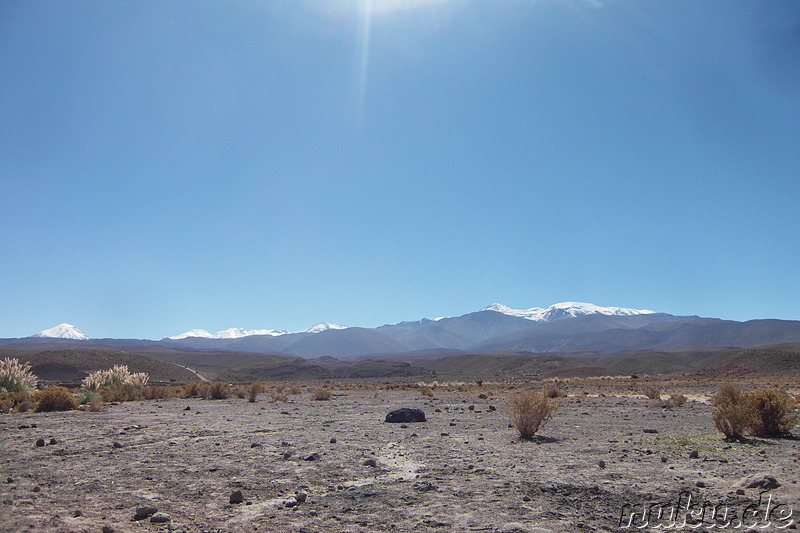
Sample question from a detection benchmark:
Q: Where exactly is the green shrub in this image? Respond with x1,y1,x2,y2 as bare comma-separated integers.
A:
0,358,38,393
506,390,559,440
34,386,78,412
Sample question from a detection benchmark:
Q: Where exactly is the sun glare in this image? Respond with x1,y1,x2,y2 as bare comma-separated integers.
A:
358,0,452,14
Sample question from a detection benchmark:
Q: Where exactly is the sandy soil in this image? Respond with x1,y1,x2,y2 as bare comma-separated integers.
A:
1,387,798,532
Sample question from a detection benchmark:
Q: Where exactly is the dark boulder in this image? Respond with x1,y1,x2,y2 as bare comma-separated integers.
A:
385,408,426,423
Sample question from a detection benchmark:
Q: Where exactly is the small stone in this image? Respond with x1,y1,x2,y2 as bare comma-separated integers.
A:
478,393,488,399
643,428,658,434
384,408,426,423
362,458,378,467
112,441,124,449
284,499,297,508
230,490,244,504
35,438,46,447
696,481,706,487
250,442,262,448
72,510,82,517
598,460,606,469
412,481,438,491
735,488,745,495
329,437,337,444
689,450,699,459
303,453,321,461
102,527,115,533
133,505,158,520
295,491,308,503
150,512,171,523
488,405,496,411
6,477,12,483
735,473,780,490
49,438,58,445
661,456,668,463
32,486,41,492
184,406,191,410
282,451,292,460
522,496,531,502
400,424,408,429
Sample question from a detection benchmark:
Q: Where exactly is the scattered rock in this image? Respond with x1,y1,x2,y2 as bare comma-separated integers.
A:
72,510,82,517
412,481,438,491
478,393,488,399
184,406,191,410
696,481,706,488
35,438,46,447
150,512,171,523
362,458,378,467
229,490,244,504
384,408,426,423
112,441,124,449
101,527,115,533
250,442,262,448
735,473,780,490
689,450,699,459
661,456,668,463
282,451,292,460
295,491,308,503
330,437,337,444
49,438,58,445
643,428,658,434
303,453,321,461
133,505,158,520
598,460,606,469
488,405,497,412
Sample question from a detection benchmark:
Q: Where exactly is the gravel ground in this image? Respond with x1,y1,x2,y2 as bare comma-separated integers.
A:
1,387,798,532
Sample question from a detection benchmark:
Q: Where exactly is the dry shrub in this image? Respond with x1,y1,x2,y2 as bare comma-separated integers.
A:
143,385,174,400
712,384,752,440
643,388,661,400
287,386,301,396
82,365,148,391
420,386,434,398
34,386,78,412
747,389,798,437
182,382,201,398
0,392,14,413
206,382,230,400
665,393,688,408
506,390,559,440
270,385,288,402
99,383,144,402
312,388,333,401
544,387,564,399
86,394,106,412
248,382,265,403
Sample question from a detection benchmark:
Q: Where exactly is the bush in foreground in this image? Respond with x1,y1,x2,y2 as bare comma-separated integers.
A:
35,386,78,412
312,388,332,401
747,389,798,437
506,390,559,440
0,358,38,393
712,384,752,440
248,382,265,402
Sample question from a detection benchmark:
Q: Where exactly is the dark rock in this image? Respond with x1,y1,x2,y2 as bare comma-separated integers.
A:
72,510,82,517
32,486,40,492
696,481,706,487
735,474,780,490
412,481,438,491
598,460,606,469
35,438,46,447
384,408,426,423
303,453,321,461
488,405,496,412
295,491,308,503
362,458,378,467
49,438,58,445
102,527,115,533
230,490,244,504
689,450,699,459
282,451,292,460
133,505,158,520
478,393,488,399
150,512,171,523
250,443,262,448
329,437,337,444
112,441,124,449
643,429,658,434
184,406,191,410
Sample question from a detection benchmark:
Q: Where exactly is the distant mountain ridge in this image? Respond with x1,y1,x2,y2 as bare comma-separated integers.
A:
16,302,800,360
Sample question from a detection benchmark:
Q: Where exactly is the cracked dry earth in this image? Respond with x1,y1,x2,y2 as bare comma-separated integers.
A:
1,389,798,533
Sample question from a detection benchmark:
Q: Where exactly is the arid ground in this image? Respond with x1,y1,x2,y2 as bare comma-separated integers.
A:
1,379,798,532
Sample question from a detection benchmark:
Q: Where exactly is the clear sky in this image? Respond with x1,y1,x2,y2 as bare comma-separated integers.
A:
1,0,799,339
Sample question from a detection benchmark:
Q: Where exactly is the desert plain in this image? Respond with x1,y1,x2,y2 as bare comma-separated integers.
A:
1,377,798,533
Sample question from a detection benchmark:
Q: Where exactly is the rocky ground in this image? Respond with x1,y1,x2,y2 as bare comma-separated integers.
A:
1,383,798,532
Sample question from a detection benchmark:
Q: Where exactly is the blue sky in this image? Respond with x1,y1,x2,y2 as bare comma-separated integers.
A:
1,0,799,339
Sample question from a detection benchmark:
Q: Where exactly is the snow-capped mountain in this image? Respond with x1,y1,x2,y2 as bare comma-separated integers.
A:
298,322,348,334
482,302,655,322
166,327,289,340
31,323,89,341
165,323,347,340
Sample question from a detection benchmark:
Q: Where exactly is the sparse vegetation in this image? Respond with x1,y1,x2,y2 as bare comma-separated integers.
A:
34,386,78,412
506,390,559,440
643,388,661,400
248,382,265,402
312,388,333,401
204,382,230,400
665,393,687,408
0,357,38,393
544,387,564,398
747,389,798,437
420,386,434,398
82,365,148,391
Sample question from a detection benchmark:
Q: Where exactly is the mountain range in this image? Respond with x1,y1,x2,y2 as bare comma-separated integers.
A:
9,301,800,361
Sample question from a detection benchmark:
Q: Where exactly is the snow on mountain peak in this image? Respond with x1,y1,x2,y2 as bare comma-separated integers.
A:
165,327,288,340
300,322,348,334
32,323,89,340
482,302,655,322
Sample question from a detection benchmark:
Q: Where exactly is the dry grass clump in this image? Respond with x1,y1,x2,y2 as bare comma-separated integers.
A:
270,385,289,402
747,389,798,437
712,384,798,439
0,390,36,413
248,382,265,402
34,386,78,412
544,387,564,399
665,393,688,408
0,357,38,393
202,382,230,400
312,388,333,401
82,365,148,391
506,390,559,440
643,388,661,400
712,384,751,440
420,386,434,398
